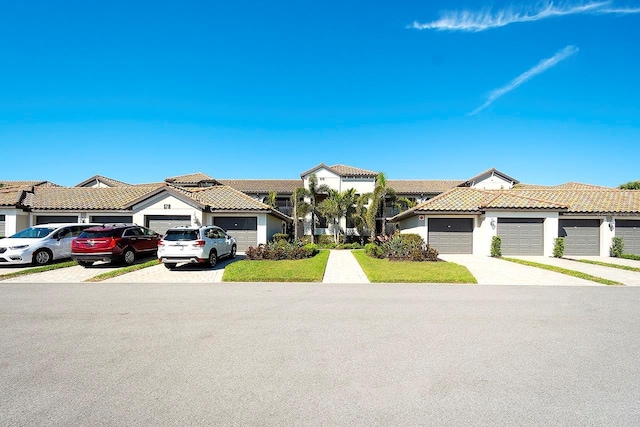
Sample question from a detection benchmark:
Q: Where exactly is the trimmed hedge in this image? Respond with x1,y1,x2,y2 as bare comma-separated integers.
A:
245,240,318,260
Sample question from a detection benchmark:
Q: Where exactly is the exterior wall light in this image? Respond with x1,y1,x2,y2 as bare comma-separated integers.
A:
490,219,496,229
609,218,615,231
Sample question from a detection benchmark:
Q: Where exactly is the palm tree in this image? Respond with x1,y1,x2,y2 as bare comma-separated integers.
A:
291,187,311,241
265,191,277,208
317,188,357,243
364,172,397,242
351,193,371,244
292,174,329,243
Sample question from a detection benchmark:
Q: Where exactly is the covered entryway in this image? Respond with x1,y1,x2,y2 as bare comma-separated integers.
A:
91,215,133,225
498,218,544,256
145,215,191,235
616,220,640,255
35,215,78,225
559,219,600,256
214,217,258,252
428,218,473,254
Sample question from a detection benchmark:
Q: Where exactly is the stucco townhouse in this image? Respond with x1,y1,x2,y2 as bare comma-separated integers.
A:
1,164,639,256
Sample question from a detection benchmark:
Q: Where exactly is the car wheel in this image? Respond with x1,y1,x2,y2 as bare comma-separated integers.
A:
122,248,136,266
207,251,217,268
230,245,237,259
77,261,93,267
32,249,52,266
164,263,177,270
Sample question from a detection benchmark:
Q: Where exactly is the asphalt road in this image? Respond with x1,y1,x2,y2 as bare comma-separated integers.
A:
1,283,639,426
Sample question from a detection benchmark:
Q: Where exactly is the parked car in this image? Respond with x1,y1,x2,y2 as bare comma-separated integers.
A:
71,224,161,267
157,225,237,269
0,223,98,266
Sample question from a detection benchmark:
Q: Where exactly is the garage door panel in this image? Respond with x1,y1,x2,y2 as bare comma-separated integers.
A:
428,218,473,254
559,219,600,256
214,217,258,251
91,215,134,225
498,218,544,256
35,216,78,225
616,220,640,255
146,215,191,235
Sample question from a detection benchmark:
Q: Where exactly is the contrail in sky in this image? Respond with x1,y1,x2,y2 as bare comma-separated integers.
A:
410,1,640,32
469,45,579,116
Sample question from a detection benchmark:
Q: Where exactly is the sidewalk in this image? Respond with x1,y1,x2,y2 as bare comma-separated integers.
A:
322,250,370,283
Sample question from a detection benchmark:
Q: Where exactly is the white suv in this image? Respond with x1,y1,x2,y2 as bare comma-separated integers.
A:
157,225,237,269
0,223,98,266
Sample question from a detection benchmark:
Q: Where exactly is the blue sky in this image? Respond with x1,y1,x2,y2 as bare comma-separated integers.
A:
1,0,638,187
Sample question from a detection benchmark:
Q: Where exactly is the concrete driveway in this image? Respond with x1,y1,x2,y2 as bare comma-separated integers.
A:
515,256,640,286
439,255,601,286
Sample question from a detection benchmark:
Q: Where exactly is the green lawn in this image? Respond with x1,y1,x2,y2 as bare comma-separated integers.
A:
503,257,622,285
352,251,476,283
222,250,330,282
574,258,640,272
0,260,76,281
84,259,160,282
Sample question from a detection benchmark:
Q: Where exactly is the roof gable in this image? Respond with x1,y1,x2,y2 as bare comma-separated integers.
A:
165,172,220,186
75,175,131,188
300,163,377,178
460,168,519,189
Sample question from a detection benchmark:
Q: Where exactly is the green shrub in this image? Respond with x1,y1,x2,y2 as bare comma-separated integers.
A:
621,253,640,261
490,235,502,257
245,240,318,260
371,233,439,262
364,243,383,258
272,233,289,242
553,237,565,258
611,237,624,257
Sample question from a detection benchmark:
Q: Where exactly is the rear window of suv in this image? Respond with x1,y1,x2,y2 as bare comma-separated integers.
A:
78,230,118,239
163,230,199,241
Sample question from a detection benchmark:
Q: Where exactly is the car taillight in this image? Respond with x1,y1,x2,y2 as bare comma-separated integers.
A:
158,241,164,246
107,238,117,249
193,240,206,247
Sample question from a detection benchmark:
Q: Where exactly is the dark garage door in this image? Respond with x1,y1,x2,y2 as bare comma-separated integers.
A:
0,214,5,237
428,218,473,254
214,217,258,251
91,215,134,225
616,220,640,255
559,219,600,256
498,218,544,256
145,215,191,235
35,215,78,225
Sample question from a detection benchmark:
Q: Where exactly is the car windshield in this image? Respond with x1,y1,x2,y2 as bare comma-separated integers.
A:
163,230,199,241
78,230,116,239
10,227,55,238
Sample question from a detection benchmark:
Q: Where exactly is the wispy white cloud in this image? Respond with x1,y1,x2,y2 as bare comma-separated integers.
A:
469,45,579,116
410,1,639,32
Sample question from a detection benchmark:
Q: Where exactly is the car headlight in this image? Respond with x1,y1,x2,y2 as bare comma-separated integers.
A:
9,245,29,250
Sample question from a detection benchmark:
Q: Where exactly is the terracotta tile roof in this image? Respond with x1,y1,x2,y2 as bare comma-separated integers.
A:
165,172,218,185
388,180,464,194
329,164,378,177
29,185,165,210
391,187,640,221
75,175,132,187
511,189,640,214
187,186,292,220
0,180,60,189
553,182,612,190
218,179,302,194
0,188,27,207
300,163,378,178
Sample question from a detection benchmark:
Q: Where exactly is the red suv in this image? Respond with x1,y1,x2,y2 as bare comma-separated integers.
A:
71,224,161,267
